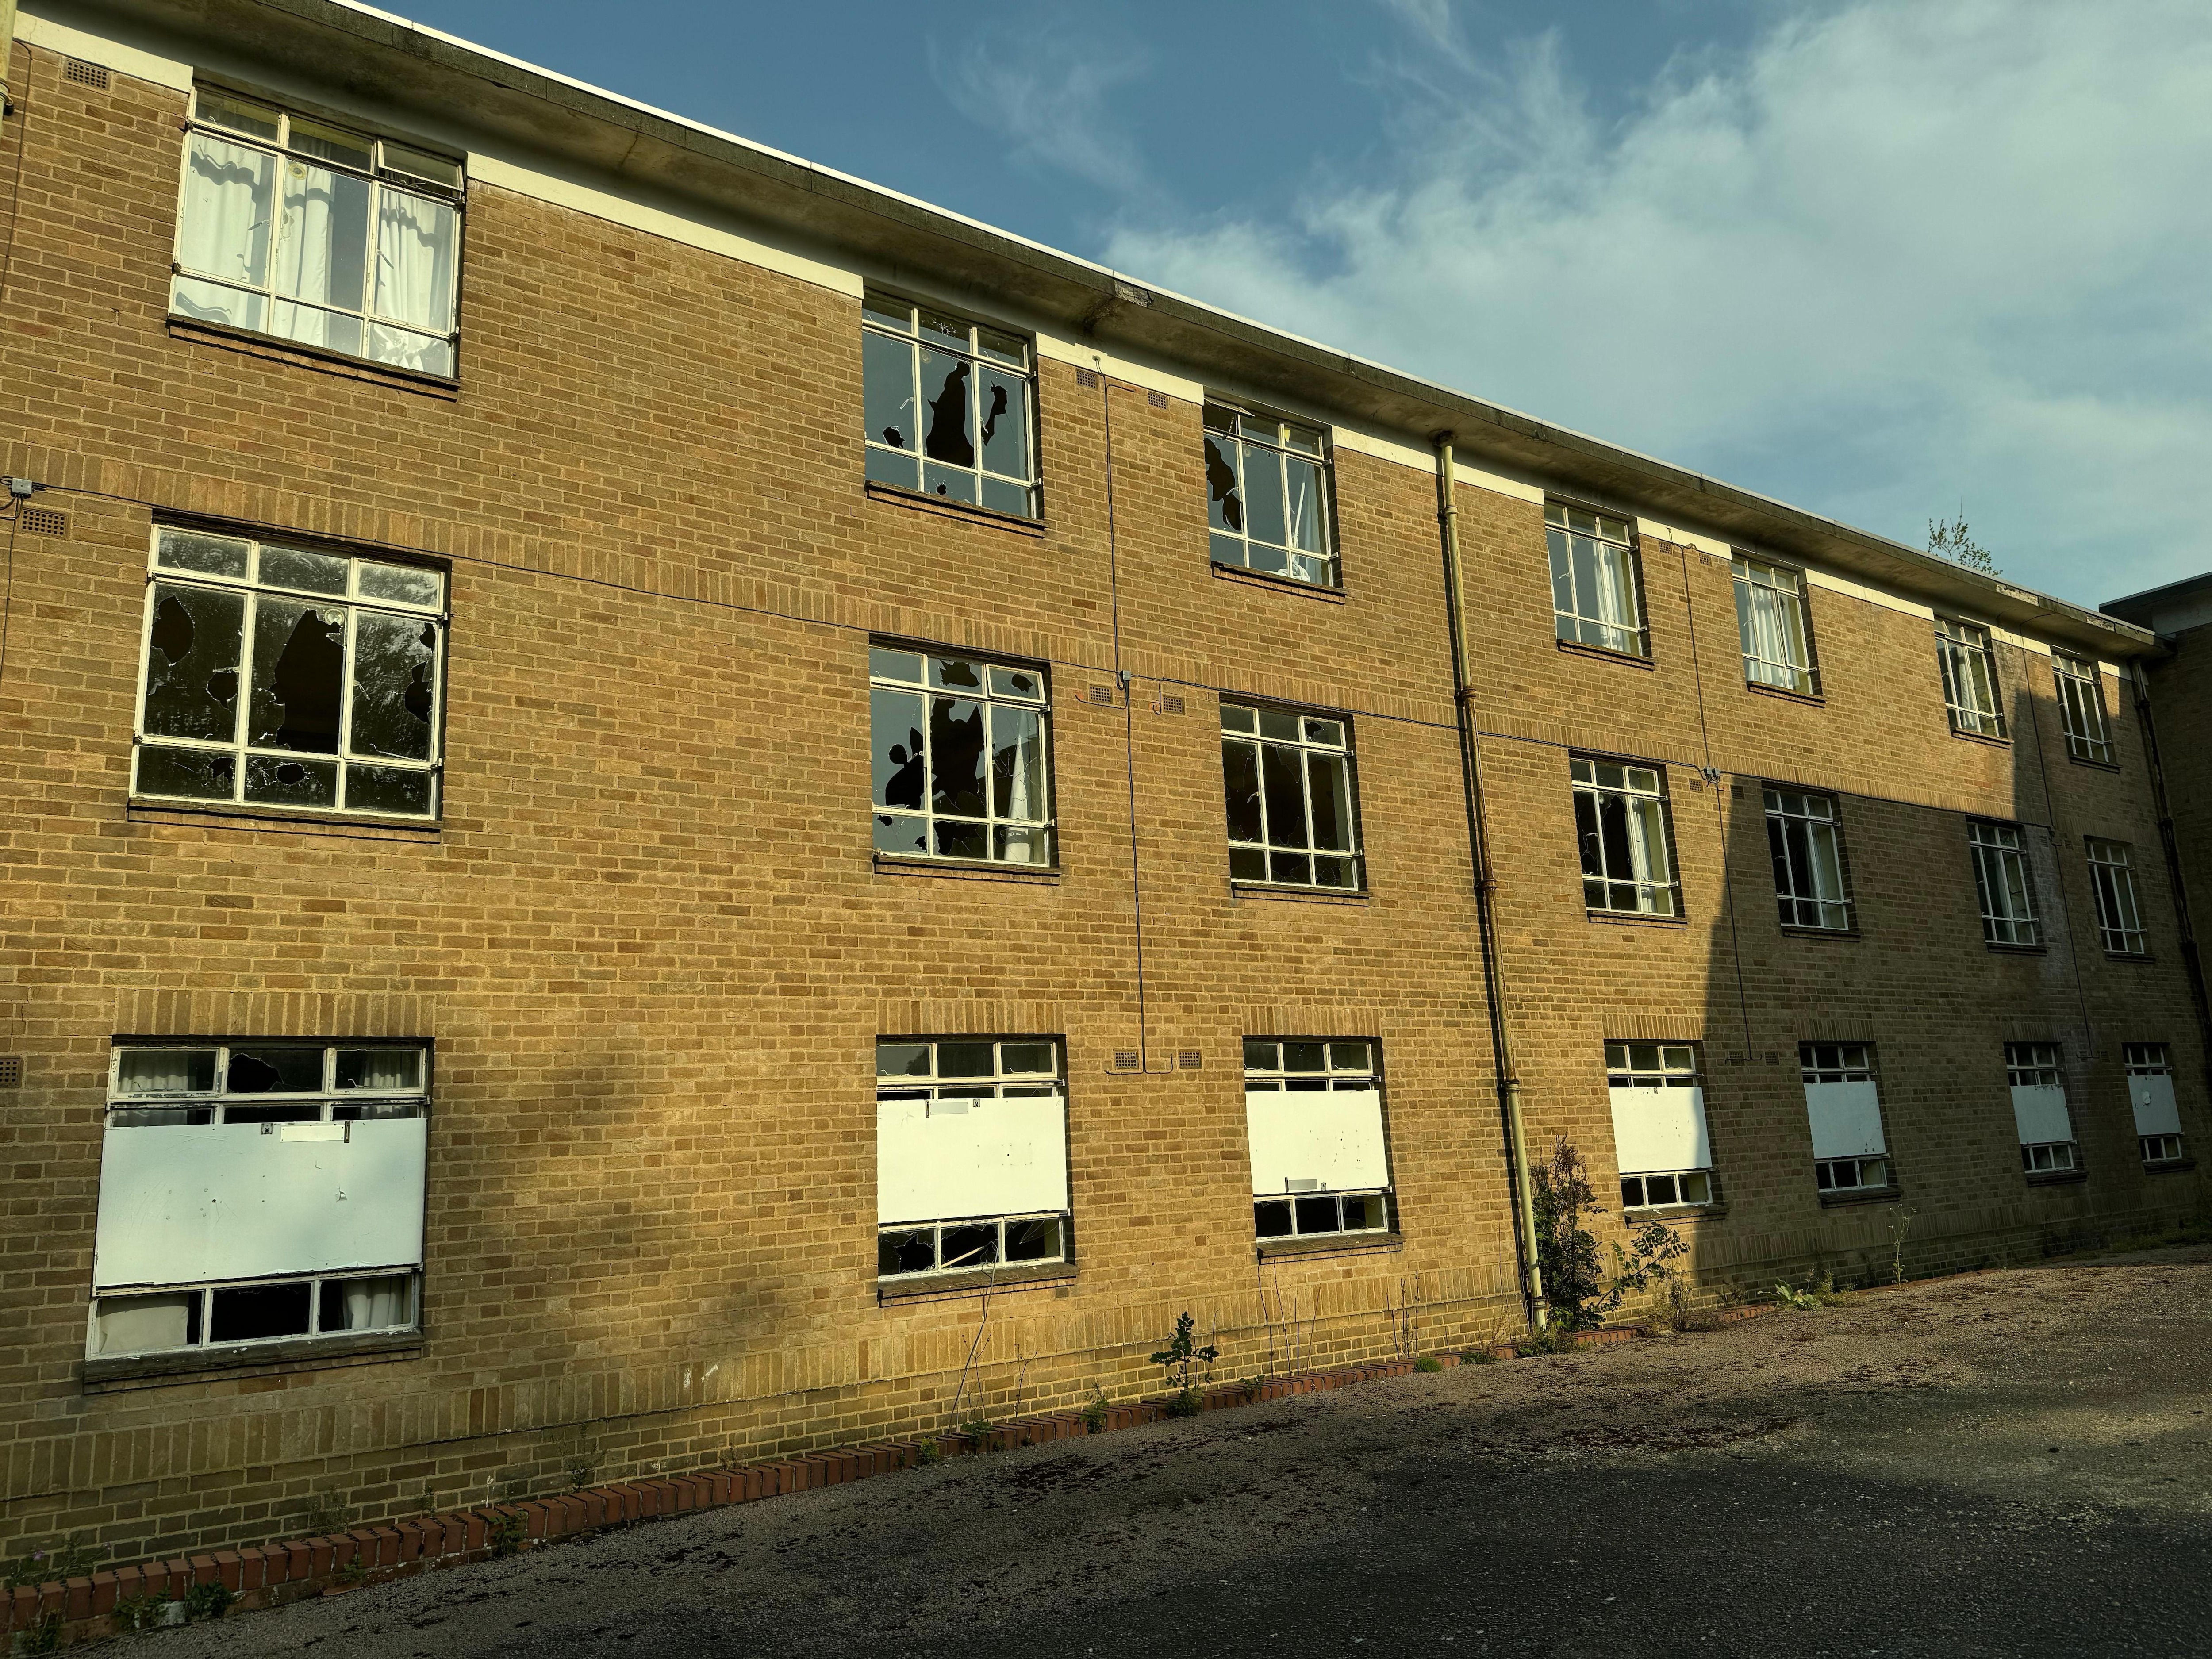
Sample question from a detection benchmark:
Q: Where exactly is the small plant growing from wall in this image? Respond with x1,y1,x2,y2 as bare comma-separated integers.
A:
1082,1385,1110,1433
1149,1311,1219,1416
181,1581,234,1623
1531,1138,1688,1332
486,1513,529,1557
1889,1207,1916,1285
1413,1356,1444,1373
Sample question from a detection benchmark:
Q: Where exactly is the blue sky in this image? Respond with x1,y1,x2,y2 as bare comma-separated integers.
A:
398,0,2212,611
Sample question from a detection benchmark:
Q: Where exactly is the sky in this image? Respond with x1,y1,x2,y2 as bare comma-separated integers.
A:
392,0,2212,611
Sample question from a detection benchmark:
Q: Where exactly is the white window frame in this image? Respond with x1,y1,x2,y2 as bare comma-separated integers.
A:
868,645,1054,866
1733,555,1819,695
2006,1041,2077,1174
1765,787,1853,931
1936,617,2006,738
1968,820,2041,947
2053,654,2114,764
133,526,446,819
1573,756,1680,917
1244,1040,1391,1240
1547,503,1647,657
1202,406,1338,589
1608,1043,1716,1209
2086,838,2148,956
1801,1043,1891,1194
172,85,464,376
2125,1042,2185,1164
1221,703,1364,891
860,293,1038,518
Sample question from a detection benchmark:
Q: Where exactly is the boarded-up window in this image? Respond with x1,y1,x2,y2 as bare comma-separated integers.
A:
1607,1043,1713,1208
1246,1040,1391,1240
1801,1043,1889,1194
2125,1042,2184,1164
2006,1042,2076,1173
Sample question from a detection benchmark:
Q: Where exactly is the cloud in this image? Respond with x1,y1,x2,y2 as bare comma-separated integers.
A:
928,22,1153,200
1102,0,2212,606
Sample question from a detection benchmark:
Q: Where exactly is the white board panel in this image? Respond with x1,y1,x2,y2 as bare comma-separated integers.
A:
1245,1087,1390,1196
93,1119,426,1289
1608,1085,1711,1176
1804,1080,1886,1160
876,1093,1067,1225
2130,1075,2182,1138
2010,1084,2074,1147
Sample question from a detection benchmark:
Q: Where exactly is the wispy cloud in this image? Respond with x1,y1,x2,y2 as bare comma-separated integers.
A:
928,21,1153,200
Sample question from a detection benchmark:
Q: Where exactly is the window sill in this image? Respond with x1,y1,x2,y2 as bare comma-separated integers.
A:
872,852,1060,885
1817,1184,1904,1209
1623,1202,1728,1223
2143,1156,2197,1175
127,799,442,842
1586,909,1688,930
1984,941,2048,956
2104,951,2157,964
82,1330,423,1393
1256,1230,1402,1262
864,479,1045,538
876,1262,1076,1304
1210,562,1346,604
1779,923,1860,942
1556,638,1654,671
1948,725,2012,749
2024,1167,2089,1188
2068,755,2122,774
1745,680,1825,707
165,316,459,399
1230,881,1369,906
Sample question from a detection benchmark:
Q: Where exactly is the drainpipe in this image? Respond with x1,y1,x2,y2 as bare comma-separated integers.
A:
1435,436,1547,1332
2128,659,2212,1102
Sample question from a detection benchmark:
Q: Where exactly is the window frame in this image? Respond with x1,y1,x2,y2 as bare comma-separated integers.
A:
1572,755,1682,918
2052,653,2114,765
1935,617,2007,739
1764,787,1854,932
1220,702,1366,892
2006,1041,2077,1174
1732,553,1820,695
1546,501,1649,659
1967,819,2041,947
868,643,1056,868
131,526,448,820
1202,404,1339,590
1801,1042,1892,1194
2125,1042,2185,1165
2086,837,2148,956
1607,1041,1717,1210
1244,1039,1393,1241
860,292,1040,519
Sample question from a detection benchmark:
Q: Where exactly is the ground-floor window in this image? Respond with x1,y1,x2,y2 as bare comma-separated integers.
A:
1802,1043,1891,1194
2126,1042,2185,1165
1245,1040,1392,1239
1607,1042,1715,1210
2007,1042,2077,1176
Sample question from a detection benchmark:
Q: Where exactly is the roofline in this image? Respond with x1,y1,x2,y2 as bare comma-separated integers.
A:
60,0,2162,660
2103,572,2212,622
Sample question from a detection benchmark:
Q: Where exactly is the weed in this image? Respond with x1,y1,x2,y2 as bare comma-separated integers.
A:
1413,1355,1444,1373
1164,1386,1205,1418
3,1540,99,1592
111,1592,169,1632
1080,1386,1108,1434
14,1614,60,1655
1148,1311,1220,1398
486,1513,528,1557
332,1559,368,1587
1237,1374,1264,1401
1774,1282,1820,1310
959,1417,994,1446
916,1438,943,1465
1514,1322,1579,1357
182,1581,234,1623
1888,1207,1917,1284
1463,1347,1500,1365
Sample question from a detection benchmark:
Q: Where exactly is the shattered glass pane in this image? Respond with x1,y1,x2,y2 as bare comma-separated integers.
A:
225,1047,324,1092
350,611,438,760
975,326,1025,367
1228,846,1266,881
1261,744,1307,848
990,705,1045,821
920,351,974,466
346,764,434,816
879,1229,936,1276
977,366,1027,479
987,665,1041,700
259,540,349,593
919,309,968,349
1308,753,1353,852
245,753,339,807
1005,1217,1061,1261
1254,1200,1293,1238
929,698,987,817
940,1223,999,1271
1295,1195,1339,1233
1221,740,1262,843
864,329,916,451
1341,1194,1382,1230
933,819,987,860
249,599,346,753
208,1281,312,1342
142,582,245,742
1313,855,1353,888
157,530,251,578
135,744,236,801
870,689,927,810
358,562,443,607
873,814,928,856
865,446,920,490
923,462,975,503
930,658,984,691
1204,432,1244,534
1269,850,1312,885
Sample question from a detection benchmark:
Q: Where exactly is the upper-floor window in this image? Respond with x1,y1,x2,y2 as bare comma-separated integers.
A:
1546,503,1646,657
1221,703,1363,890
861,295,1037,518
134,527,445,819
2125,1043,2185,1165
1573,756,1679,917
1967,820,2039,947
2005,1041,2075,1174
1936,618,2005,738
2086,838,2148,956
1801,1043,1889,1195
1766,787,1852,932
173,88,461,376
1203,408,1336,588
1733,555,1818,695
2053,654,2113,764
1244,1040,1391,1240
869,645,1052,866
1608,1042,1713,1209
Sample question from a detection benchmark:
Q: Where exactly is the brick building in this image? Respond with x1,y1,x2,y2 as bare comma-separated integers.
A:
1,0,2203,1561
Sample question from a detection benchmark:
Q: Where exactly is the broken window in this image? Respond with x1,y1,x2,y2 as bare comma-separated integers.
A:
1801,1043,1890,1194
1734,554,1818,695
869,645,1052,864
861,294,1037,517
1220,703,1363,890
1244,1041,1391,1240
1547,503,1646,657
1967,820,2039,947
2053,653,2113,764
2086,838,2147,956
2125,1043,2185,1165
1765,788,1852,931
134,527,445,818
1202,407,1336,588
1608,1043,1715,1209
172,87,462,376
89,1041,428,1359
876,1038,1068,1279
1936,618,2006,738
2006,1042,2077,1174
1573,756,1679,917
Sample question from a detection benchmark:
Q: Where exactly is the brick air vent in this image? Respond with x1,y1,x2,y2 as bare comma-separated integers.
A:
1177,1050,1202,1070
1112,1050,1140,1071
1075,367,1098,389
1146,389,1167,409
1086,684,1116,706
1156,693,1186,716
19,507,68,538
0,1057,21,1089
64,59,111,90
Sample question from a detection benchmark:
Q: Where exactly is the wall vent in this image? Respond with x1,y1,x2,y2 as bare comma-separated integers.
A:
1086,684,1116,706
64,59,111,90
0,1057,21,1089
1146,389,1167,410
19,507,67,538
1075,367,1098,389
1177,1050,1202,1070
1112,1050,1141,1071
1156,693,1186,716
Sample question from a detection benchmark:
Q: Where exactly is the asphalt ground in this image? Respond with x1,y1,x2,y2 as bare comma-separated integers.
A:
148,1247,2212,1658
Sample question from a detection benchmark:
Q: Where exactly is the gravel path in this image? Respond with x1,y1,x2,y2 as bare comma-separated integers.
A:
143,1248,2212,1657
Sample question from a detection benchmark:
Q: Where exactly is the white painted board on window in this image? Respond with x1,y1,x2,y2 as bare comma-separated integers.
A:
1245,1087,1389,1197
2011,1084,2074,1147
2130,1074,2182,1138
876,1093,1067,1225
92,1119,426,1289
1608,1085,1710,1176
1804,1080,1886,1160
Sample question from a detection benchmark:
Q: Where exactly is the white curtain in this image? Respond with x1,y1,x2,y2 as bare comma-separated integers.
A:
269,161,372,352
115,1048,212,1094
371,186,458,373
174,134,274,329
346,1049,421,1091
1285,457,1324,581
995,705,1045,864
1591,540,1636,642
96,1294,196,1355
340,1275,410,1331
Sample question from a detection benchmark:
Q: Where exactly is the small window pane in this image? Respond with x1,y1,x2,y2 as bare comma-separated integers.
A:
357,563,444,607
999,1042,1055,1075
334,1048,423,1091
115,1049,219,1094
95,1292,202,1356
224,1048,325,1093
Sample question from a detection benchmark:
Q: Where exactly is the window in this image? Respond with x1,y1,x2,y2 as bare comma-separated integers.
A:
134,527,445,818
2125,1043,2185,1164
172,87,461,376
2053,654,2113,764
90,1041,427,1359
1221,704,1363,890
876,1039,1068,1279
1608,1044,1714,1208
1546,503,1646,657
1936,618,2006,738
1802,1044,1889,1194
1967,821,2040,946
1766,788,1852,931
1244,1041,1391,1240
861,295,1037,517
1573,757,1679,917
2087,838,2147,956
2006,1042,2076,1174
869,646,1052,865
1734,556,1818,695
1203,407,1336,588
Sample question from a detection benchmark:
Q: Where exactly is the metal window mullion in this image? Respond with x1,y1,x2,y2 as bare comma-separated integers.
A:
230,589,260,801
1298,746,1319,858
1252,737,1274,857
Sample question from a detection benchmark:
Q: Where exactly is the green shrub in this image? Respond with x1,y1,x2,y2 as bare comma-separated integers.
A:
182,1581,234,1622
1413,1355,1444,1373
